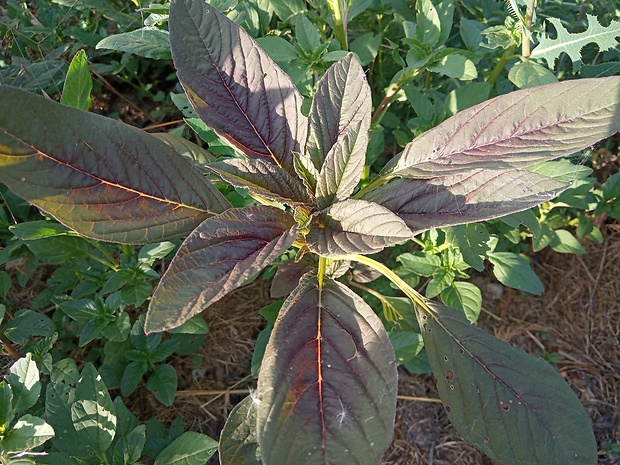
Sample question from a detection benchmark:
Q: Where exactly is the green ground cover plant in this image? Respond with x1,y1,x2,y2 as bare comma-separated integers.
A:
1,0,619,464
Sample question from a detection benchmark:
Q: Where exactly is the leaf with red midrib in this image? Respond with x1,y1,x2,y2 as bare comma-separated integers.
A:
257,274,397,465
169,0,307,174
0,86,230,245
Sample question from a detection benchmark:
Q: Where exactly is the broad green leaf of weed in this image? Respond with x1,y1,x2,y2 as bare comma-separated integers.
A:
61,50,93,111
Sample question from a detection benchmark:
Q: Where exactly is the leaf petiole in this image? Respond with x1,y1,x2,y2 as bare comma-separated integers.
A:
348,254,432,315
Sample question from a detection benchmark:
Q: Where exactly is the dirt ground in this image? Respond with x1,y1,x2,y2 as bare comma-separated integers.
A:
143,226,620,465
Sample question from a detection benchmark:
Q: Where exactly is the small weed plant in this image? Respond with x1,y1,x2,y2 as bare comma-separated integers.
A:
1,0,619,464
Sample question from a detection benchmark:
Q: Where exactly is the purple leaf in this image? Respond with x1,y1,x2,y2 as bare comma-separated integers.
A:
145,206,297,333
209,158,315,207
363,169,566,234
307,199,413,257
170,0,307,174
384,76,620,178
420,302,596,464
307,54,371,170
0,86,230,244
257,274,397,465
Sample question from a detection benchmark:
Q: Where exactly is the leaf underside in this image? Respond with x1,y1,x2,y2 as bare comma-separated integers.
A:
145,206,298,333
257,274,397,465
170,0,307,174
306,199,412,257
0,86,230,244
384,76,620,178
219,396,262,465
419,302,596,465
363,169,567,234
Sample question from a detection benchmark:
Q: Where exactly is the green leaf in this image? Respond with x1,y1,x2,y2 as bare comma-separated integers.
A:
166,315,209,335
208,158,314,207
71,364,117,453
153,431,218,465
428,53,478,80
146,206,297,333
488,251,543,295
415,0,441,46
251,322,273,378
257,275,397,465
364,170,566,234
0,86,231,244
500,209,541,236
96,28,171,60
1,414,54,452
441,282,482,323
306,53,371,172
61,50,93,110
115,424,146,465
350,32,381,66
270,0,306,21
384,77,620,178
508,60,558,89
170,0,307,174
549,229,585,254
0,382,14,434
306,199,412,257
444,224,490,272
219,396,262,465
0,309,51,346
426,268,455,298
444,81,490,116
291,14,321,53
388,331,424,365
7,354,41,413
51,359,80,385
147,364,178,407
531,15,620,72
419,302,597,465
121,362,148,397
397,252,441,277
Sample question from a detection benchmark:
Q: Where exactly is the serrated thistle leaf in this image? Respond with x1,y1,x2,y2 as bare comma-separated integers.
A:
257,274,397,465
209,158,315,207
0,86,230,244
306,53,371,171
170,0,307,174
531,15,620,72
145,206,297,333
306,199,412,258
219,396,262,465
418,302,596,465
363,169,566,234
316,119,368,209
383,76,620,178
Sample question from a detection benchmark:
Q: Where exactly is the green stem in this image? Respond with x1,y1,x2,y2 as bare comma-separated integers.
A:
486,45,516,87
371,68,422,126
317,256,329,288
354,173,393,199
90,244,120,271
329,0,348,50
348,254,431,313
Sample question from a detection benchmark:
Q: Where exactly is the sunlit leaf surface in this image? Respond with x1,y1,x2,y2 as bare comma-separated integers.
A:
307,199,412,257
170,0,307,173
257,274,397,465
364,169,566,234
384,76,620,177
0,86,230,244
